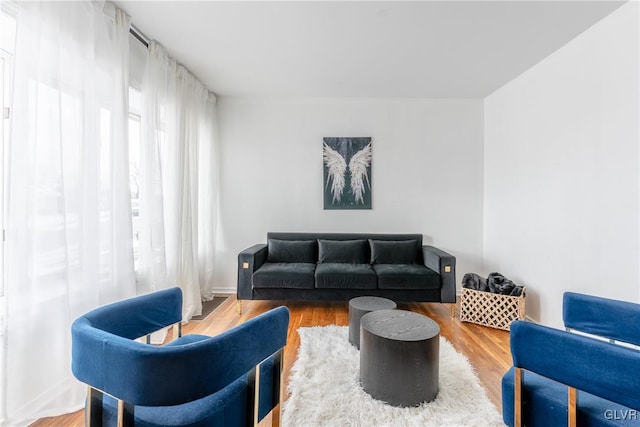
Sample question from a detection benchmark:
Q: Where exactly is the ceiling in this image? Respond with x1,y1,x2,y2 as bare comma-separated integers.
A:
116,1,626,98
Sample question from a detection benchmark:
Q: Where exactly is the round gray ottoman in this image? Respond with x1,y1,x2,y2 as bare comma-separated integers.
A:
360,309,440,407
348,296,397,349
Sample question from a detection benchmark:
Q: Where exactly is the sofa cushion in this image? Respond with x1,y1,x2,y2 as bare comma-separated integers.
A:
369,239,419,264
314,263,377,289
267,239,316,263
374,264,440,290
253,263,316,289
318,239,368,264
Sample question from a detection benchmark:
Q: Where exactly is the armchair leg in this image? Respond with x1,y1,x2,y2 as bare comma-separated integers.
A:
117,399,135,427
251,364,261,427
237,300,243,315
86,386,103,427
450,303,456,319
514,367,523,427
568,387,577,427
271,402,282,427
272,349,285,427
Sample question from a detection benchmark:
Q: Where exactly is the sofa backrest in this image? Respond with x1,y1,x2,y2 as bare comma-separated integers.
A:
266,232,424,264
267,232,423,245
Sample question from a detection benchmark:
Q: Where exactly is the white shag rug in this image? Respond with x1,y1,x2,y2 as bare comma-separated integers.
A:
282,325,505,427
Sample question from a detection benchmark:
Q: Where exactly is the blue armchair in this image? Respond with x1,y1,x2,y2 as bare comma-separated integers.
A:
71,287,290,427
502,292,640,426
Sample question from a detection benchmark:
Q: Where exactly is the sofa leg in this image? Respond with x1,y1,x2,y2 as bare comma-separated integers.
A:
237,300,242,316
450,303,456,319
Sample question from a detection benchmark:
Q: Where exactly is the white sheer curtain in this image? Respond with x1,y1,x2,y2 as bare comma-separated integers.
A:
138,41,217,320
3,1,135,424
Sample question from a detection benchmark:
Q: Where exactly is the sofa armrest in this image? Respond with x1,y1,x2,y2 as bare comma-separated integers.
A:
237,244,268,300
422,246,456,303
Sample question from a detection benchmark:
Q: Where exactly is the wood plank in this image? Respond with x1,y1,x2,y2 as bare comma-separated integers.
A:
30,296,511,426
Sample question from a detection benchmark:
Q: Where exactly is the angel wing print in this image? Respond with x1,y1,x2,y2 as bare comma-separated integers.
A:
322,138,372,209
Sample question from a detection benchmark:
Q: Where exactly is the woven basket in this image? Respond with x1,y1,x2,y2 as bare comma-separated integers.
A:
459,287,526,331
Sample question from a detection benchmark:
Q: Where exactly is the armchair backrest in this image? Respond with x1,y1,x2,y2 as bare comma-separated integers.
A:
82,287,182,339
72,289,290,410
563,292,640,346
510,320,640,411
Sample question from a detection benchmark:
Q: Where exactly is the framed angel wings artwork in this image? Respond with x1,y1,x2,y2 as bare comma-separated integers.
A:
322,137,372,209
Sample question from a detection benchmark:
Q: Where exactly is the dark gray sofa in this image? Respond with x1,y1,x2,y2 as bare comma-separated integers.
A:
237,232,456,305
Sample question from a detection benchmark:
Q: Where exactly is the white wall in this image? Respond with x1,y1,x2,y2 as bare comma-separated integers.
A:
484,2,639,326
214,98,484,292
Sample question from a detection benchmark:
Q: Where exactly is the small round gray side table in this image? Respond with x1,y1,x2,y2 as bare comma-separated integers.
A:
360,309,440,407
348,296,397,349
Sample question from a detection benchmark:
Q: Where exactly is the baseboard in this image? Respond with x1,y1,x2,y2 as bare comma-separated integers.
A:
212,286,236,295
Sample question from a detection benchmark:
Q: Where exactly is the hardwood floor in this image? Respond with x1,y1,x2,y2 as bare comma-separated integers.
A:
31,296,511,426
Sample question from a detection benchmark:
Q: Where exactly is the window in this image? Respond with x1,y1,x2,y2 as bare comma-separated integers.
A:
1,1,17,298
129,86,141,268
128,30,147,272
0,3,15,422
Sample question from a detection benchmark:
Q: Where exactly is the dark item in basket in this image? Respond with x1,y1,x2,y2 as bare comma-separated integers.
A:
462,273,488,292
488,272,524,296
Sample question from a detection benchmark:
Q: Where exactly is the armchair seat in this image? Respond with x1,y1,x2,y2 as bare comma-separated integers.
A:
100,376,248,427
502,367,636,427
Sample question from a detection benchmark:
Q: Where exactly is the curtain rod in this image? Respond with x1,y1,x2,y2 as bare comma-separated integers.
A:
129,24,149,49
